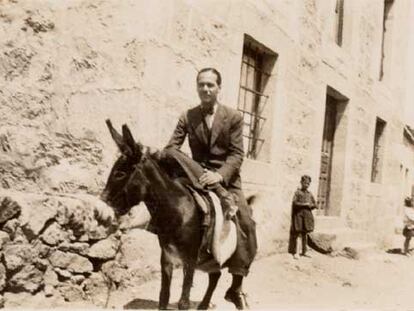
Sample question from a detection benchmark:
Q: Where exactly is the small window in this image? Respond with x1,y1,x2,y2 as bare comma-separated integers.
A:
237,35,277,160
334,0,345,46
371,118,387,183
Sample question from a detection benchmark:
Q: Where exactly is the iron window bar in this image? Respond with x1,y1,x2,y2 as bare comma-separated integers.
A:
238,43,272,159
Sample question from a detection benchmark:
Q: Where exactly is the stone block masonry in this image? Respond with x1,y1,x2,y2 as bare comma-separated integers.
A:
0,193,159,307
0,0,414,307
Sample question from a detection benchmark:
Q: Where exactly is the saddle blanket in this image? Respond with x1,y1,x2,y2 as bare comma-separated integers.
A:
190,189,237,271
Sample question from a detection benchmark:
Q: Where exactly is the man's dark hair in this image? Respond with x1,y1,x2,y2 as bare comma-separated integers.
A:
197,67,222,86
301,175,311,182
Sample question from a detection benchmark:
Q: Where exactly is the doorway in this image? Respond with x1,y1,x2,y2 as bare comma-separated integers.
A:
317,87,348,216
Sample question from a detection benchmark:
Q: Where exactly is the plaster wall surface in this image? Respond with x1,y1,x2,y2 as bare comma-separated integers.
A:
0,0,413,255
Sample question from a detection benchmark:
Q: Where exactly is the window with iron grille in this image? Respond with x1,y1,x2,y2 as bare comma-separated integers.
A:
237,35,277,160
371,118,386,183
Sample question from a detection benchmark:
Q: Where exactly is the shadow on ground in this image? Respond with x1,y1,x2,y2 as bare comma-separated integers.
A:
124,298,158,309
386,247,414,255
124,298,201,310
387,248,403,255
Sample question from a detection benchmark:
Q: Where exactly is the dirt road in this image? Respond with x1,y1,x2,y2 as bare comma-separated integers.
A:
107,249,414,310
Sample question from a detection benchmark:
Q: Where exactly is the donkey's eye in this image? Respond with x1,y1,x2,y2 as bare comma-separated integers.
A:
114,171,127,180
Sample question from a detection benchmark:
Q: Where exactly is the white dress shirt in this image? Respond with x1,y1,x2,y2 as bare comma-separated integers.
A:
204,104,217,129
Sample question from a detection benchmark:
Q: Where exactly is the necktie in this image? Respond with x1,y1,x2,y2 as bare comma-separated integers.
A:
202,104,214,115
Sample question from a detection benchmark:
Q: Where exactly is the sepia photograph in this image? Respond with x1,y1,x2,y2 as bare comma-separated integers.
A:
0,0,414,309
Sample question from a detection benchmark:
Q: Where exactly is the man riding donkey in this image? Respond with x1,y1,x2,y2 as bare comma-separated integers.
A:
150,67,257,309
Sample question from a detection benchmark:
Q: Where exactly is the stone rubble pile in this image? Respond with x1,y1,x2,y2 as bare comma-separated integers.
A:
0,193,158,308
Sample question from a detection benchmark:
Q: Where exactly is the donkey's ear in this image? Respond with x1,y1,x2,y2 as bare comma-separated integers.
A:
106,119,127,152
122,124,135,147
122,124,142,157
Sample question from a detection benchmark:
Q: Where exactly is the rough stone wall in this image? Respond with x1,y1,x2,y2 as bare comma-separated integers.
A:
0,193,159,307
0,2,165,306
334,0,412,247
0,0,413,306
406,2,414,126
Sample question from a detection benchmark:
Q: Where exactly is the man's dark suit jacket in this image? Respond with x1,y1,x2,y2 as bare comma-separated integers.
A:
166,103,244,190
166,103,257,276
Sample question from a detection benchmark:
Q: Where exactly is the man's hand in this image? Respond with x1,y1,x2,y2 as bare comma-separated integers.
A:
199,169,223,187
225,204,238,220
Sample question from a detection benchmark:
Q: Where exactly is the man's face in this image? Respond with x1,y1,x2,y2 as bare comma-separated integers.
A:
197,71,220,105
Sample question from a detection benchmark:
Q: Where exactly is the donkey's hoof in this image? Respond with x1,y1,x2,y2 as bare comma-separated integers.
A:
197,301,215,310
178,299,190,310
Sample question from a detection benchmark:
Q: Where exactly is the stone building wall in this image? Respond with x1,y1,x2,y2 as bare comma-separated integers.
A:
0,0,413,305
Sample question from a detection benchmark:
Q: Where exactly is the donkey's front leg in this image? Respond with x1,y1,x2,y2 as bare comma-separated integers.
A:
197,272,221,310
178,263,195,310
159,249,173,310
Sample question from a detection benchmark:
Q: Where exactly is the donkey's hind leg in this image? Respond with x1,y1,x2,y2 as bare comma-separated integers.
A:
159,249,173,310
197,272,222,310
178,264,195,310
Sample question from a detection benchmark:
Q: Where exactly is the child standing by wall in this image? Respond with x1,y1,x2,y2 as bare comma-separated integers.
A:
288,175,317,259
403,197,414,256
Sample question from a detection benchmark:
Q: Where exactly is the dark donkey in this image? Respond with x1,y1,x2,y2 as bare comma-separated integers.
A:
101,120,237,310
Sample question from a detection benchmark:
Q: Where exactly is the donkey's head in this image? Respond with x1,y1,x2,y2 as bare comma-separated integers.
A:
100,120,148,216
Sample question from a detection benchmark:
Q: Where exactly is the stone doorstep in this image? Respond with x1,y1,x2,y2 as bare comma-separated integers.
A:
311,228,377,259
314,215,374,246
312,228,371,250
314,215,345,232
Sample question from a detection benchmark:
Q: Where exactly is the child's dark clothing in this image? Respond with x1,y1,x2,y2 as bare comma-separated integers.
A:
291,188,316,233
403,205,414,255
403,206,414,237
288,188,316,255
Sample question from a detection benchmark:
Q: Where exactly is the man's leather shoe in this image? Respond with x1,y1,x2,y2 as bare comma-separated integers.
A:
224,290,249,309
